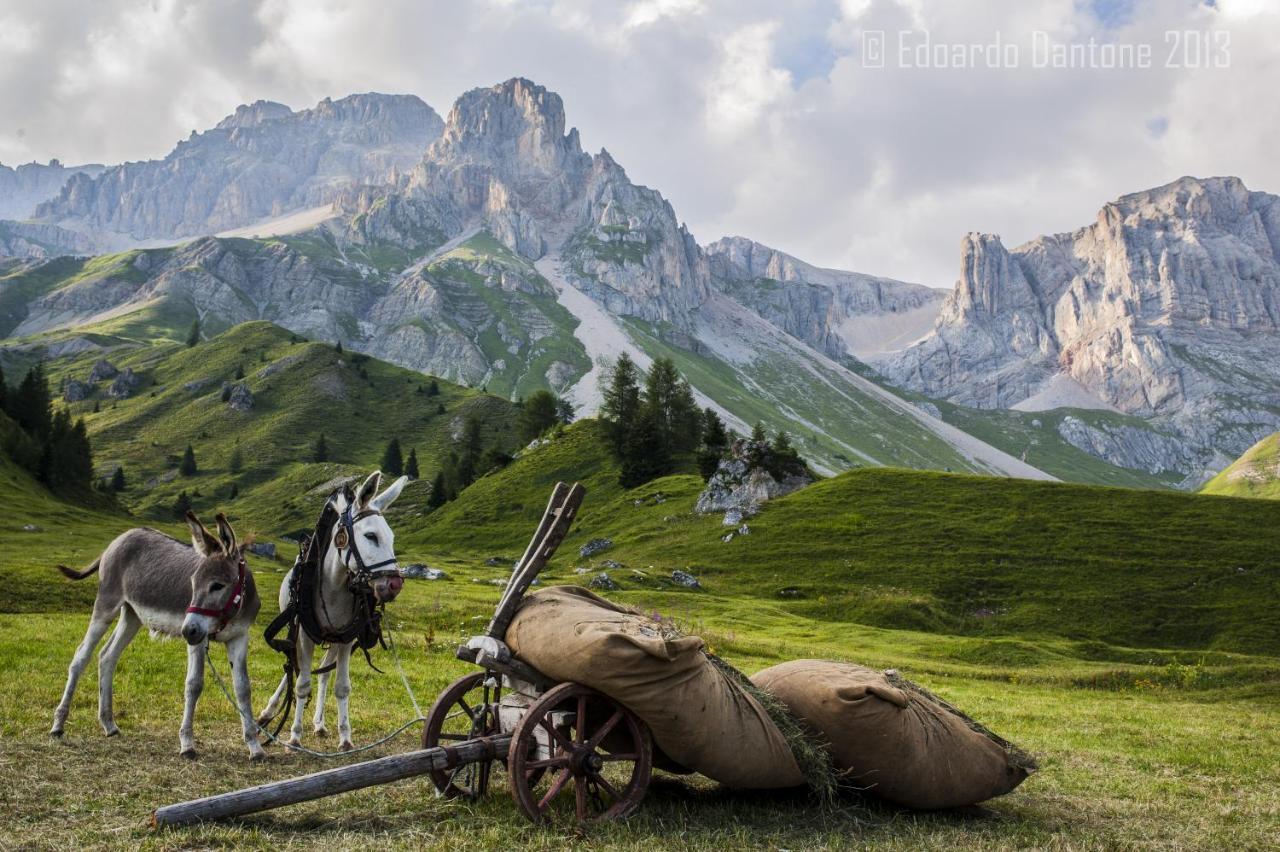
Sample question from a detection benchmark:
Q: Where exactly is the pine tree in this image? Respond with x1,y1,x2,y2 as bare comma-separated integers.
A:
405,448,420,479
601,353,641,452
229,483,239,499
92,399,100,413
619,409,669,488
111,466,126,492
228,445,244,473
11,363,52,439
173,491,193,518
312,433,329,463
427,379,440,397
751,422,768,443
518,390,560,443
701,408,728,451
669,378,700,452
556,397,575,424
381,438,404,476
186,319,200,348
179,444,198,476
427,471,447,509
436,402,446,415
233,364,245,380
455,416,484,488
336,341,344,354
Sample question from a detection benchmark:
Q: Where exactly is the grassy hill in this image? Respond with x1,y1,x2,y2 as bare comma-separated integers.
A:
1201,432,1280,500
408,420,1280,656
38,321,519,532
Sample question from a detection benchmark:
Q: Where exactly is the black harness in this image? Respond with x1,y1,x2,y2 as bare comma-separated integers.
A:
262,489,397,735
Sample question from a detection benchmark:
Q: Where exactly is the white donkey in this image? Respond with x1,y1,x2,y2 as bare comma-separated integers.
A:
52,511,265,760
258,471,407,751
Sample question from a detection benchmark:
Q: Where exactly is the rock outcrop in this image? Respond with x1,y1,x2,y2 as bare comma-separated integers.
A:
878,177,1280,477
707,236,944,360
0,160,105,220
34,94,443,244
695,438,814,520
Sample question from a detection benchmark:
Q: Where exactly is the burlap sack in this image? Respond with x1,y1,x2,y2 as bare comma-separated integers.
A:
506,586,805,789
751,659,1033,809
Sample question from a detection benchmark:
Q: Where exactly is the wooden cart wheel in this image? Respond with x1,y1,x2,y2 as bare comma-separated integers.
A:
507,682,652,824
422,672,502,799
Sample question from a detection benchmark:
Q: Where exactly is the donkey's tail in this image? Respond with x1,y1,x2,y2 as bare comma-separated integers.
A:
57,558,101,580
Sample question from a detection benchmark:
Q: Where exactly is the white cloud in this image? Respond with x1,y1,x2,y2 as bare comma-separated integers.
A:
0,0,1276,287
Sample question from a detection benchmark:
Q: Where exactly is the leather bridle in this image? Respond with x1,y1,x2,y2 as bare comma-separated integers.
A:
185,557,246,638
333,503,399,589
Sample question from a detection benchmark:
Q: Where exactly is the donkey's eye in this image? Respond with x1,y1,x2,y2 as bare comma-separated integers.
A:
210,582,225,592
364,533,378,544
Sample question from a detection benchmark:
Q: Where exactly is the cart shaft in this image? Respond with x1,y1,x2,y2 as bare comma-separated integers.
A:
152,734,513,827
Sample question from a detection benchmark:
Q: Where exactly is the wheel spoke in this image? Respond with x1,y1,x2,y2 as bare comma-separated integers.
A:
593,771,622,802
539,717,575,753
576,694,586,743
525,755,569,770
457,697,477,721
538,768,572,811
584,709,623,752
575,774,587,822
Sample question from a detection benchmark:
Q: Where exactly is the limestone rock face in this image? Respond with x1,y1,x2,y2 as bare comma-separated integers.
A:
34,94,443,242
706,236,945,360
107,368,140,399
878,177,1280,476
0,160,106,220
0,219,97,258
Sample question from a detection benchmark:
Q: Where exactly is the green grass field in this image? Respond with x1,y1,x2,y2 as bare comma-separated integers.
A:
1202,432,1280,500
2,419,1278,848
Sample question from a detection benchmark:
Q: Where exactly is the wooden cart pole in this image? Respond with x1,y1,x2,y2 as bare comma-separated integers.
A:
152,734,512,828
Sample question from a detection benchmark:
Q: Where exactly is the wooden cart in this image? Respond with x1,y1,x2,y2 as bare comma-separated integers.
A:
153,482,655,828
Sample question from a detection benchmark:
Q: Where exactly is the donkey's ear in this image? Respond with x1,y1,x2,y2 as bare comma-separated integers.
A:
186,511,223,556
214,512,238,553
370,475,409,513
356,470,382,510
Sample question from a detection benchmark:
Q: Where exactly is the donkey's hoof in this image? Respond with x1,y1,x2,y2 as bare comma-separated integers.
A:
313,726,328,738
339,740,354,752
248,750,266,762
49,728,64,738
103,726,120,737
180,748,198,760
286,737,303,749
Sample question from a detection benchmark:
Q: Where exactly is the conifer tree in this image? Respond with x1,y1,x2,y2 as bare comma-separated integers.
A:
228,445,244,473
518,390,560,443
111,466,126,492
336,341,344,354
173,491,193,517
11,363,52,439
405,448,420,479
427,471,447,509
601,352,641,452
179,444,198,476
312,433,329,463
381,437,404,476
427,379,440,396
186,319,200,347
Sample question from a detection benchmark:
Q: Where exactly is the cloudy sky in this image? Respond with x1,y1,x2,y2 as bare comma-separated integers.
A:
0,0,1275,286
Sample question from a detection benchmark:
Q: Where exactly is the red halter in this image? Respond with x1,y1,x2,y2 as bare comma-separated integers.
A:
185,558,246,638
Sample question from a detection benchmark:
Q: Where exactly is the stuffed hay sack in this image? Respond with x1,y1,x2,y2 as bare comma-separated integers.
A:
751,660,1035,809
506,585,805,789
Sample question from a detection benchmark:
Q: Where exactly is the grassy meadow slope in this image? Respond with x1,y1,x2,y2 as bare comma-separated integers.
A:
38,321,518,531
1201,431,1280,500
411,420,1280,655
0,416,1277,848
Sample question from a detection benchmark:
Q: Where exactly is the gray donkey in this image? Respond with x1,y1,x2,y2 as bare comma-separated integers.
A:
51,511,265,760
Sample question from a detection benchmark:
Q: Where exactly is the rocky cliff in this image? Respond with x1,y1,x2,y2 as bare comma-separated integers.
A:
706,236,944,360
878,176,1280,478
33,94,443,243
0,160,105,220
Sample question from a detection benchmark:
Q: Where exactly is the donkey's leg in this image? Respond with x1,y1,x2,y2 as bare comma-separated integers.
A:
225,634,265,761
257,672,290,728
287,634,316,747
179,641,205,758
96,604,141,736
334,642,354,751
51,604,118,736
312,645,338,736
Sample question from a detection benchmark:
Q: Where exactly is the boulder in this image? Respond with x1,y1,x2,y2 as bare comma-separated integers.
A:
224,382,254,411
62,379,91,402
696,439,813,517
87,359,118,383
248,541,277,559
106,368,140,399
402,563,449,580
671,570,700,589
579,537,612,558
588,572,619,591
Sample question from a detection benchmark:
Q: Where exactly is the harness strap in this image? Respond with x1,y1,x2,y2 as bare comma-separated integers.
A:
185,558,246,638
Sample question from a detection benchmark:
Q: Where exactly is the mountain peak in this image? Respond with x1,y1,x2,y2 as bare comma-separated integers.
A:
427,78,587,177
215,100,293,130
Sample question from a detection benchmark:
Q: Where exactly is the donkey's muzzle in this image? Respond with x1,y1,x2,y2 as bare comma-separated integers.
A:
182,621,207,645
